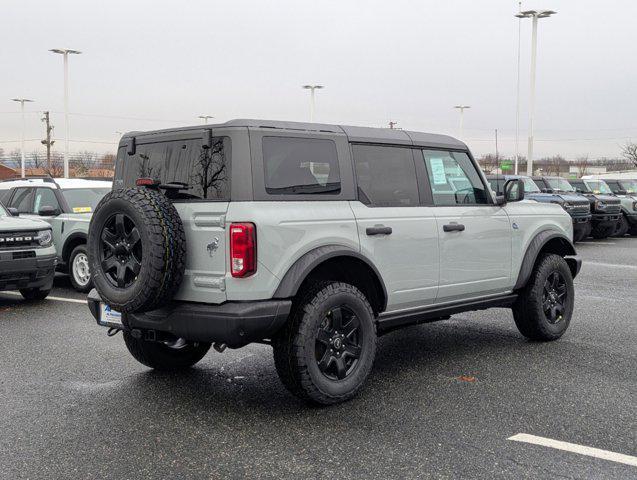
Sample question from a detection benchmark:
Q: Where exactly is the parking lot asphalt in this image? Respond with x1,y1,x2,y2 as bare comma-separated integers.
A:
1,238,635,479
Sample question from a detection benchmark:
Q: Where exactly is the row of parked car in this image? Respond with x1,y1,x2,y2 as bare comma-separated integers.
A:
0,177,112,300
487,175,637,242
0,171,635,302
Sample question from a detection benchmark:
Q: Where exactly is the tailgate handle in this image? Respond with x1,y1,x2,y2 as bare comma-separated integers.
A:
443,223,465,232
366,226,392,236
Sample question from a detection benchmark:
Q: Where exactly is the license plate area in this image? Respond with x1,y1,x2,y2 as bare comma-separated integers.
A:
99,303,124,328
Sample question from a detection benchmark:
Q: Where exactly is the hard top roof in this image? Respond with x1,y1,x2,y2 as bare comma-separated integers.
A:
0,177,112,189
122,119,467,150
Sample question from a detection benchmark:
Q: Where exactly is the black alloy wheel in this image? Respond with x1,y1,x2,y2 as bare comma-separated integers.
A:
542,271,568,324
315,306,362,380
100,213,143,288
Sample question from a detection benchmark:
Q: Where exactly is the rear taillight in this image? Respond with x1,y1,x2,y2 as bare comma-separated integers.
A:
230,223,256,278
136,177,159,187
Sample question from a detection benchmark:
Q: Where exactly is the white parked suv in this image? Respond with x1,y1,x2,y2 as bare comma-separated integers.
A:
0,177,112,292
86,119,581,405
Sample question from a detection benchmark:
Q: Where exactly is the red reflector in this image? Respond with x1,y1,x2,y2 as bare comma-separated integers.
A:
230,223,256,278
136,178,158,187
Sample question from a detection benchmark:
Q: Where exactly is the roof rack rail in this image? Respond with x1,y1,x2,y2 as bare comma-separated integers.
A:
0,176,59,187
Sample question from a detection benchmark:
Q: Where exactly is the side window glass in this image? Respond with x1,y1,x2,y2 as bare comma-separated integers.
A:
263,137,341,195
9,188,34,213
422,150,489,206
34,188,60,214
352,145,419,207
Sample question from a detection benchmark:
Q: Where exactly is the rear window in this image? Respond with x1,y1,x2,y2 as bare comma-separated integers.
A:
263,137,340,195
118,137,231,201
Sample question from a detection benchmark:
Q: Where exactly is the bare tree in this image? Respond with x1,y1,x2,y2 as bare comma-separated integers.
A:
8,150,21,169
478,153,500,174
98,153,116,171
575,155,590,177
621,141,637,168
542,155,566,176
71,150,97,177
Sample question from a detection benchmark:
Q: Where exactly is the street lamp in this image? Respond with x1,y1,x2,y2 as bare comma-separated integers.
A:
453,105,471,139
198,115,214,124
302,85,324,122
515,9,556,176
11,98,34,178
50,48,82,178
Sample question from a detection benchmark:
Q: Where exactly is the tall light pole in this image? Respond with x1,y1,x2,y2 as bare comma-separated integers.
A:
11,98,34,178
198,115,214,124
50,48,81,178
453,105,470,139
302,85,324,122
515,10,556,176
514,1,522,174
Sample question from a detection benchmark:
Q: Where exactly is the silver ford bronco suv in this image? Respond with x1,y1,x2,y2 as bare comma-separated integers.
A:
0,177,112,292
0,201,56,300
87,119,581,405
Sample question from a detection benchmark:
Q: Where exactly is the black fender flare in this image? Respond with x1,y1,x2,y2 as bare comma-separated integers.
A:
273,245,388,311
62,232,88,262
514,230,578,290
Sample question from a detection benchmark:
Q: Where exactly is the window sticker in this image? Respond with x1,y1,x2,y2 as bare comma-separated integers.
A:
429,158,447,185
72,206,92,213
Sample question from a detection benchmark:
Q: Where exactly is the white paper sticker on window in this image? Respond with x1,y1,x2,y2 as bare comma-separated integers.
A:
429,158,447,185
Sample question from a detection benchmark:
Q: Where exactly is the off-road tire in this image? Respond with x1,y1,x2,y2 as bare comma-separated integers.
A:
573,229,587,243
273,281,377,405
612,214,629,237
19,288,51,301
123,332,210,371
630,226,637,237
88,187,186,313
512,253,574,341
69,244,93,293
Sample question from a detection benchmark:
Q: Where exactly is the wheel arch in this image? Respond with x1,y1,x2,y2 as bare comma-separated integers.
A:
514,230,579,290
273,245,388,314
62,232,88,265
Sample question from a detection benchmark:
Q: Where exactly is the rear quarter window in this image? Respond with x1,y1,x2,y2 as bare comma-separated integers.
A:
262,137,340,195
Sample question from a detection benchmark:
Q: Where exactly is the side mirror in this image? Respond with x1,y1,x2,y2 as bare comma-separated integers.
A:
7,207,19,216
503,178,525,203
616,190,627,195
38,205,59,217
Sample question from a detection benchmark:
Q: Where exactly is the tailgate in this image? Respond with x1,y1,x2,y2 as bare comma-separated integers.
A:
173,202,229,304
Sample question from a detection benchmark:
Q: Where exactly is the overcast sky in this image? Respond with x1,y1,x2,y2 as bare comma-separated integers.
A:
1,0,636,160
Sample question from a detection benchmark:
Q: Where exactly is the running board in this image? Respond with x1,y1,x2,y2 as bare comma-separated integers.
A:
377,293,518,334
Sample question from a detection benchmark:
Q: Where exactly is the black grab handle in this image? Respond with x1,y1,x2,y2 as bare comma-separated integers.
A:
443,223,465,232
366,226,393,236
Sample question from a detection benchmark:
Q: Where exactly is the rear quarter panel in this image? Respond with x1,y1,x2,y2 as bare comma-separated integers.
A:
225,201,359,301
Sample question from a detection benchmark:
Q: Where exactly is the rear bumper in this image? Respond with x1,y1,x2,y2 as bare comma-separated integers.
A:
0,253,56,291
87,290,292,348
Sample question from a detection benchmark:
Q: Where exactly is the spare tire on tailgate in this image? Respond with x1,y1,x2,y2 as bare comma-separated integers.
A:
88,187,186,313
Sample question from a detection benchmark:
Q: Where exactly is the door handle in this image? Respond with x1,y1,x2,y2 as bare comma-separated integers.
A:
366,226,392,236
443,223,465,232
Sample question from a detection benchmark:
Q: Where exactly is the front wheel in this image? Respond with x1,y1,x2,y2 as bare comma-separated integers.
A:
69,244,93,293
612,214,629,237
273,281,377,405
512,254,574,341
123,332,211,371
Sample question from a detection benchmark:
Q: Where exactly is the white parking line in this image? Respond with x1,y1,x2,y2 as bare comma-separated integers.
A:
508,433,637,467
0,291,86,304
585,261,637,270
